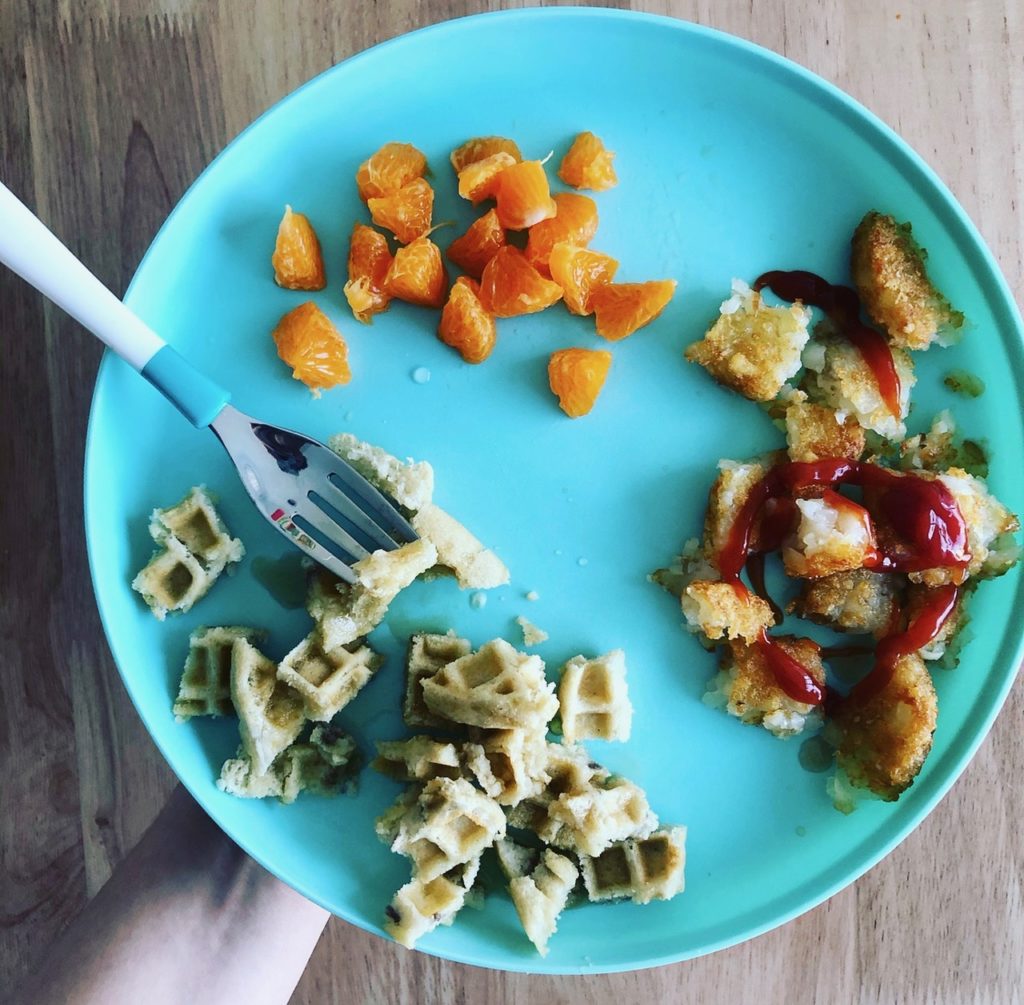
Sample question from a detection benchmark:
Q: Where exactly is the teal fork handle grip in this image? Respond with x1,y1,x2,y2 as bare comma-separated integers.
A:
141,345,231,428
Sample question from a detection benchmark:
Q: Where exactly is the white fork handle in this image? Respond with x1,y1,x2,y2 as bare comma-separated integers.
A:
0,181,164,370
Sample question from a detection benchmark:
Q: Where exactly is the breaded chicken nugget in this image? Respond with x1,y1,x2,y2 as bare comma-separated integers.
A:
851,211,963,350
704,637,825,738
791,568,902,636
834,651,937,800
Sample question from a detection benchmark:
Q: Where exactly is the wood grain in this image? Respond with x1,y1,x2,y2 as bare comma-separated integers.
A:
1,2,1021,1002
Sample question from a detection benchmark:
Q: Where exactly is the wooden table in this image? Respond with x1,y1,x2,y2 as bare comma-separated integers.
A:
2,2,1021,1001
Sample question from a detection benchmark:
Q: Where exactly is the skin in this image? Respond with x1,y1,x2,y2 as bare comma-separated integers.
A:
13,787,329,1005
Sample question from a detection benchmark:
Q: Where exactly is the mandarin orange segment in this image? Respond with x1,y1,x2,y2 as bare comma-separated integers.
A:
446,208,506,279
356,142,428,201
343,224,393,324
558,132,618,191
478,246,563,318
384,236,448,308
591,280,677,341
494,160,557,230
548,348,612,418
450,136,522,173
457,152,517,204
367,177,434,244
437,276,497,364
549,242,619,316
524,193,599,275
272,205,326,291
272,302,351,393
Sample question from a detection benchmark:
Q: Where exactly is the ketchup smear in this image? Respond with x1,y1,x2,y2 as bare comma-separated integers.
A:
721,459,970,706
754,270,902,418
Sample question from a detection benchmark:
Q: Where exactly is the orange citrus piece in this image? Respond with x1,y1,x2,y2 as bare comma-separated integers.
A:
343,224,392,323
450,136,522,173
549,242,619,316
524,193,599,275
548,348,612,417
272,205,326,290
272,302,351,393
478,246,563,317
558,132,618,191
367,177,433,244
494,160,557,230
457,151,517,204
446,209,506,278
438,276,497,364
356,142,427,201
384,236,447,308
591,280,677,341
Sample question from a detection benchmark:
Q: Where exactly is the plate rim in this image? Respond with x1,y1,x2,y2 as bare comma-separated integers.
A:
83,6,1024,974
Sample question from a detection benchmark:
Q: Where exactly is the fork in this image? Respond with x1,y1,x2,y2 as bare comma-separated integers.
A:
0,181,417,583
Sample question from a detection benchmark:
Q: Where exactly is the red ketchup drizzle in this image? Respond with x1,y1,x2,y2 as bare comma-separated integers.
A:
853,584,960,702
720,459,971,705
753,270,902,418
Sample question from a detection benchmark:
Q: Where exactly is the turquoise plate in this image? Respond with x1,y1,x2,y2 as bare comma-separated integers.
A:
84,8,1024,974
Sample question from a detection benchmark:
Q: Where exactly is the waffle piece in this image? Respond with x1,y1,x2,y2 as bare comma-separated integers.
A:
403,633,471,728
132,536,217,621
516,615,549,647
230,638,306,775
149,485,244,570
384,856,480,950
507,743,656,856
508,849,578,957
327,432,434,513
462,727,548,805
373,736,462,782
506,742,607,839
384,777,506,881
558,649,632,743
421,638,557,730
411,504,510,589
494,837,541,880
277,631,383,721
218,725,358,804
173,626,263,720
307,539,438,651
579,826,686,904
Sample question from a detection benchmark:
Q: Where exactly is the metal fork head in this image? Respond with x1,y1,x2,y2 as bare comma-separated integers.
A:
211,405,418,584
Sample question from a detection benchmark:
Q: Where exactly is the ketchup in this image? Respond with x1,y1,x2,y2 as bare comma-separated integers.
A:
754,269,902,418
853,584,960,702
756,629,824,705
718,458,970,705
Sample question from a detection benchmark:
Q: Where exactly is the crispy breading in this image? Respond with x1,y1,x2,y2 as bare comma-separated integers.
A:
834,651,937,800
903,584,969,663
704,637,825,738
784,397,866,463
681,580,774,642
782,495,877,579
703,456,781,568
900,468,1020,586
791,569,902,636
804,329,915,441
851,211,963,350
685,279,811,401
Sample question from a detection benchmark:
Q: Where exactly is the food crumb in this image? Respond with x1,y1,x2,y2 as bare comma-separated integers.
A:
943,369,985,398
469,591,487,610
525,590,540,602
411,366,431,384
516,614,549,646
